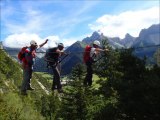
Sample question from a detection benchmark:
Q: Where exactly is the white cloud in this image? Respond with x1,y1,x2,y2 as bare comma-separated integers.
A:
45,36,60,48
3,33,60,48
89,7,159,39
2,33,78,48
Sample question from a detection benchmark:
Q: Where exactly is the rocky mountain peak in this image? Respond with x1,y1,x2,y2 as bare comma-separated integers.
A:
138,24,160,39
82,31,102,44
121,33,135,48
125,33,132,39
133,23,160,47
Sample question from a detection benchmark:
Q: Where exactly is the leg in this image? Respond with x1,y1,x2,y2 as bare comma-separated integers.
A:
88,64,93,86
87,62,93,86
27,69,34,90
52,66,62,91
21,67,31,94
84,61,93,86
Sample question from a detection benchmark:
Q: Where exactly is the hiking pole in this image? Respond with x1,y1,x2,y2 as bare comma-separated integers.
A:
55,53,70,67
58,53,69,64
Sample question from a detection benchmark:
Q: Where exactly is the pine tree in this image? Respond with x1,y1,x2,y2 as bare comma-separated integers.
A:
96,47,160,120
41,94,61,120
61,63,89,120
93,38,121,120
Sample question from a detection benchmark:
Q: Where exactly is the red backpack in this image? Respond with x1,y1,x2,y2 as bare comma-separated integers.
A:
83,45,92,63
17,47,28,62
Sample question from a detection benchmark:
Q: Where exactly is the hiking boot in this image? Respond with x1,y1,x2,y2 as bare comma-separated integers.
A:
21,90,27,95
27,86,35,90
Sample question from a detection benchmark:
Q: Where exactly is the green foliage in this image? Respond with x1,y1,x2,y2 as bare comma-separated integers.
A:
96,46,160,119
41,93,61,120
33,72,52,91
0,50,56,120
0,93,44,120
61,63,87,120
0,51,22,91
113,49,160,119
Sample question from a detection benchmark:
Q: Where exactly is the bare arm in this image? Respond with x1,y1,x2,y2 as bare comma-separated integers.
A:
39,39,48,48
95,48,109,52
56,49,65,56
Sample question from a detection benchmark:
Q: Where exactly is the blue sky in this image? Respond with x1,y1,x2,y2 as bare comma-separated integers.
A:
0,0,159,48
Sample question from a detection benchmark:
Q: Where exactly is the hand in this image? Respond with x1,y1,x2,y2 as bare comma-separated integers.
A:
45,39,49,43
104,49,109,52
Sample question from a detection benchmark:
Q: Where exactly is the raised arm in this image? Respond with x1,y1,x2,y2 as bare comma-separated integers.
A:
39,39,49,48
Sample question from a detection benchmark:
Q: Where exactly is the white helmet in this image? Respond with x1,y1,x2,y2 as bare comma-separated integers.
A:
30,40,37,46
93,40,100,46
58,43,64,47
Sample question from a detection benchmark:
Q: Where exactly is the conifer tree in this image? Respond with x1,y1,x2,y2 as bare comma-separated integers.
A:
94,38,121,120
41,94,61,120
61,63,89,120
96,46,160,120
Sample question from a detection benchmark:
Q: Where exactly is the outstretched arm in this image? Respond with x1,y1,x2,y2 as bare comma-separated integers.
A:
96,48,109,52
39,39,49,48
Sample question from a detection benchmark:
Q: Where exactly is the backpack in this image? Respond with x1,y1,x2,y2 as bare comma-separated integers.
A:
83,45,92,63
45,47,59,67
17,47,28,62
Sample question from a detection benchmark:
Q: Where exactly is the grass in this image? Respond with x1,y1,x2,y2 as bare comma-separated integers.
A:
34,72,52,80
92,74,101,89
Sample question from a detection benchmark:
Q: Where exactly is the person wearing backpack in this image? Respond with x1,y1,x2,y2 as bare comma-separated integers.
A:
45,43,65,93
20,39,48,95
83,40,109,86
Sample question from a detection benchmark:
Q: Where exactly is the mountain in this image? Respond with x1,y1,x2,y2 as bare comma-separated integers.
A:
3,24,160,74
132,24,160,64
63,24,159,73
82,31,126,48
82,31,102,44
121,33,136,48
61,41,86,75
107,37,124,48
133,24,160,47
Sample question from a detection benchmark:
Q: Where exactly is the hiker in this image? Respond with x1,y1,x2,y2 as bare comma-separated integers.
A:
83,40,109,86
45,43,65,93
21,39,48,95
